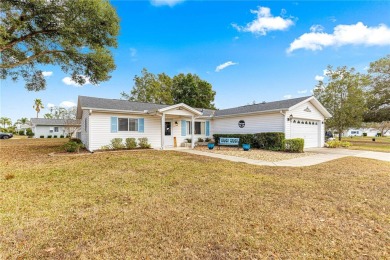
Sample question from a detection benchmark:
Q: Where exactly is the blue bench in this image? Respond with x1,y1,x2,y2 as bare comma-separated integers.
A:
218,137,240,149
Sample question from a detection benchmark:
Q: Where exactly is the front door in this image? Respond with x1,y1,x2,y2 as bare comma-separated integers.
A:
164,121,173,147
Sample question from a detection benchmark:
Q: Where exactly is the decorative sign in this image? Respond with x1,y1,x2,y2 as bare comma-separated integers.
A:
238,120,245,128
219,138,240,145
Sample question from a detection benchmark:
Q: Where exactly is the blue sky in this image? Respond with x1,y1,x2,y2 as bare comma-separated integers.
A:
1,0,390,122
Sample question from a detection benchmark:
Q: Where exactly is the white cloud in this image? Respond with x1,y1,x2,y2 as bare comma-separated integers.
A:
298,89,308,94
310,24,324,33
150,0,184,7
130,48,137,57
233,6,294,36
283,94,292,99
59,101,76,108
215,61,238,72
42,71,53,77
315,75,324,81
47,103,55,108
62,76,91,87
287,22,390,53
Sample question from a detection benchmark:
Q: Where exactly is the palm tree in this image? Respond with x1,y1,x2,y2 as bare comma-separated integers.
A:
44,113,53,119
0,117,12,128
16,117,29,125
33,99,44,118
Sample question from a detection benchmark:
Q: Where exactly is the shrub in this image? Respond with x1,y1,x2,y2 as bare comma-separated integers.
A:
376,133,382,137
256,132,285,151
60,135,64,138
100,145,112,150
53,135,58,138
110,138,125,149
363,133,367,137
138,137,151,148
326,140,351,148
18,130,25,135
26,128,34,137
197,137,204,142
186,138,192,143
284,138,304,153
47,135,52,138
63,141,84,153
125,138,137,149
204,138,211,142
40,135,44,138
70,138,82,144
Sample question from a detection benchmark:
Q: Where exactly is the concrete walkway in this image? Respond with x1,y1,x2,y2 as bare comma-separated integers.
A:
176,148,390,167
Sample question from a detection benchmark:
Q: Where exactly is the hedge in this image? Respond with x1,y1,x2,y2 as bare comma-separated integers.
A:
284,138,304,153
213,132,285,150
256,132,285,151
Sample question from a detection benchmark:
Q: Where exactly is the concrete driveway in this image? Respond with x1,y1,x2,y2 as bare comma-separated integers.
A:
178,148,390,167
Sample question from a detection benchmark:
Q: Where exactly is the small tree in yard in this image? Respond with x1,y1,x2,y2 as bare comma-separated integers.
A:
314,66,370,140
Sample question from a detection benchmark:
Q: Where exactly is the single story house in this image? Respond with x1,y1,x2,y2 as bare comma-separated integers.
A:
77,95,331,151
343,128,379,137
30,118,81,138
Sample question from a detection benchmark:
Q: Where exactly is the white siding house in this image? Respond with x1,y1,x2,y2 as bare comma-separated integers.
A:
77,95,331,151
31,118,81,138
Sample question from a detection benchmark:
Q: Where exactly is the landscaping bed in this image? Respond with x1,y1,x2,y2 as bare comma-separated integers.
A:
195,146,316,162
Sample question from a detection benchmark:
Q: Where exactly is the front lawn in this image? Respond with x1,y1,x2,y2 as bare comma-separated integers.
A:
342,136,390,152
1,139,389,258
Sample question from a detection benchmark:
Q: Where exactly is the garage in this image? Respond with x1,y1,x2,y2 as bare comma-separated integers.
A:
290,118,320,148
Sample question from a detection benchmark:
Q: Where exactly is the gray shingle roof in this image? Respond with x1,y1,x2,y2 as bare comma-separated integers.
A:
77,95,312,117
214,96,311,117
30,118,81,126
78,96,216,116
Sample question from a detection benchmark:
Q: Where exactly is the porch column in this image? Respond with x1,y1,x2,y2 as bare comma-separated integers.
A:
161,113,165,150
191,115,195,149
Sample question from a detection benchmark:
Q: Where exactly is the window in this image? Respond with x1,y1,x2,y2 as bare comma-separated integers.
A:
187,121,205,135
187,121,192,135
49,127,53,133
54,127,59,132
118,118,138,132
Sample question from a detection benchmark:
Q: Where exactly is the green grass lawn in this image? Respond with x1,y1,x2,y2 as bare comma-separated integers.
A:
342,136,390,152
1,139,389,258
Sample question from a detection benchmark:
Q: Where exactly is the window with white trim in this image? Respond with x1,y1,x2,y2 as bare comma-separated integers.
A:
186,121,205,135
118,118,138,132
54,127,59,132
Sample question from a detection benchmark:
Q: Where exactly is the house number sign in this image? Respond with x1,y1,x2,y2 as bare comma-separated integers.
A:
238,120,245,128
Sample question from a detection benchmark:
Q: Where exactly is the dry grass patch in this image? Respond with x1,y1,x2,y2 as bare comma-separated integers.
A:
195,146,316,162
1,139,389,259
342,136,390,152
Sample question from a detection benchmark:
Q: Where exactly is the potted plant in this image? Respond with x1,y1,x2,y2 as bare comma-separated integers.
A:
208,139,215,150
242,143,250,151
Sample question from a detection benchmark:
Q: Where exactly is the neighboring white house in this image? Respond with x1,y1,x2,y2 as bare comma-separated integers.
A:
30,118,81,138
76,95,332,152
343,128,379,137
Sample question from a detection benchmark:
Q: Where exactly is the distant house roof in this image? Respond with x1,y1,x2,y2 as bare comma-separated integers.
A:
77,95,329,118
30,118,81,126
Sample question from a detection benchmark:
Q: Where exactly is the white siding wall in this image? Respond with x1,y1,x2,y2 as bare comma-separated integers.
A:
286,101,325,147
213,113,284,134
80,110,90,149
171,119,212,146
89,112,162,151
33,125,66,138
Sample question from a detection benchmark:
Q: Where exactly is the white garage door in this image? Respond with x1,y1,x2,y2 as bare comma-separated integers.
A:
290,119,320,148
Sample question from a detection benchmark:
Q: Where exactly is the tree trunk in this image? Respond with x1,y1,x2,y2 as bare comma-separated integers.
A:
338,131,342,141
